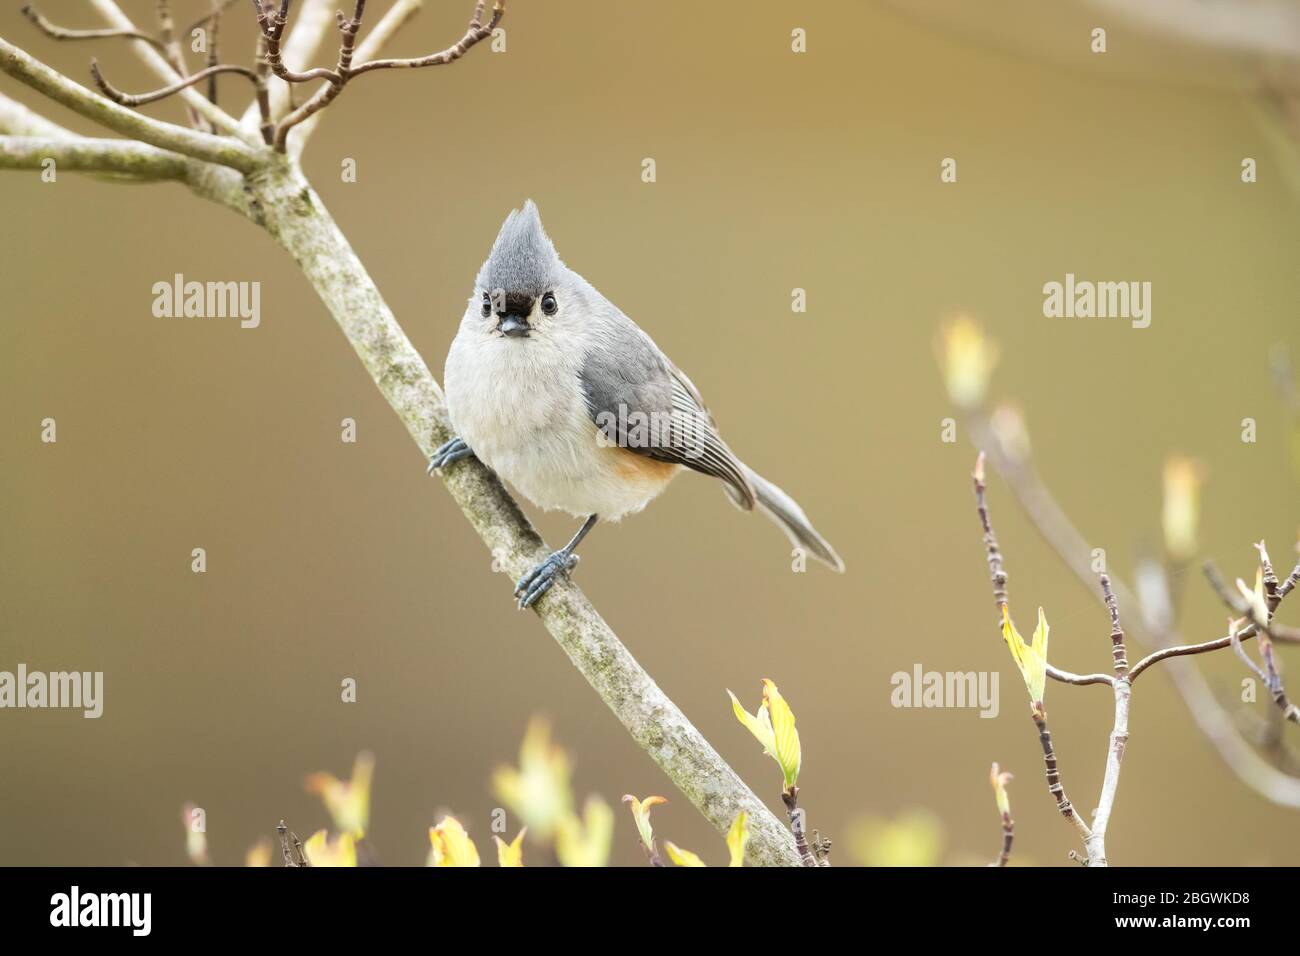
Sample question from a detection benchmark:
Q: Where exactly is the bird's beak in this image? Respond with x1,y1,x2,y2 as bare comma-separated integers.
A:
497,314,531,338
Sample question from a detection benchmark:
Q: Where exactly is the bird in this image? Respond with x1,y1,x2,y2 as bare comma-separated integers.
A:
431,200,843,608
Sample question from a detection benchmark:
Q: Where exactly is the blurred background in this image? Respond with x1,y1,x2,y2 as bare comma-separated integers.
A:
1,0,1299,866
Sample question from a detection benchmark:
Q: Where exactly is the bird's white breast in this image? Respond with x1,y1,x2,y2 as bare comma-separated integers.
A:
444,324,675,520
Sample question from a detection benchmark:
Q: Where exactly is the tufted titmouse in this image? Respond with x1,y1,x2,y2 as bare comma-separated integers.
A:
430,201,844,608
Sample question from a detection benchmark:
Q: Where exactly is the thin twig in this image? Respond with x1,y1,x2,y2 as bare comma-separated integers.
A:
988,764,1014,868
780,787,818,867
1031,708,1092,842
206,0,222,105
90,59,260,108
20,4,169,55
349,0,504,75
151,0,205,129
1205,561,1300,725
1101,574,1130,680
276,820,310,866
262,0,504,151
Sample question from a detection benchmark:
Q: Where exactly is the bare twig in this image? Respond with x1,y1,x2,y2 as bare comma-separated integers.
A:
1030,709,1092,844
259,0,503,151
20,4,169,55
348,0,504,75
780,787,818,867
151,0,204,129
90,59,260,108
1205,561,1300,725
275,820,310,866
988,763,1014,867
205,0,222,105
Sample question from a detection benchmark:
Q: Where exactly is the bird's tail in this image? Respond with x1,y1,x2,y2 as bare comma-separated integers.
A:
725,465,845,572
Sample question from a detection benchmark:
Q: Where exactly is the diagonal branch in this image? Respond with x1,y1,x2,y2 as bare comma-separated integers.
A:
0,37,260,172
246,163,802,866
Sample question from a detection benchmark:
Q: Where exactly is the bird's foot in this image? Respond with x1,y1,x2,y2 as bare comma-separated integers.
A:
428,436,474,474
514,550,579,609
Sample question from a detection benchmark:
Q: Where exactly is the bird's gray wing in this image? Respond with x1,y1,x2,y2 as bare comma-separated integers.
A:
579,318,756,509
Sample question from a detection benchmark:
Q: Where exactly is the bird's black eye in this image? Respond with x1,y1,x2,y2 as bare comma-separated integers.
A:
481,292,491,318
540,292,558,316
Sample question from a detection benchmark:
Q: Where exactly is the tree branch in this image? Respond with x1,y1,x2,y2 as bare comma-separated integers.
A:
0,37,260,172
1084,576,1132,866
0,134,188,180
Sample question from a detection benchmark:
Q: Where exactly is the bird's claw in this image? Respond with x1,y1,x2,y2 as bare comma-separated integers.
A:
515,550,579,609
428,436,473,474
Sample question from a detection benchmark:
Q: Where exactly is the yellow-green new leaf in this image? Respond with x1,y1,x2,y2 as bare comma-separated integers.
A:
665,841,706,867
304,830,357,867
304,751,374,838
1001,605,1049,705
763,680,802,789
989,763,1013,817
556,796,614,867
1237,568,1269,629
622,795,666,856
726,811,749,867
728,680,801,790
428,816,481,867
494,828,526,867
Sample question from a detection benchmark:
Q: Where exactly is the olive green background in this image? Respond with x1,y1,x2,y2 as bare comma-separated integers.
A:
1,1,1298,866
